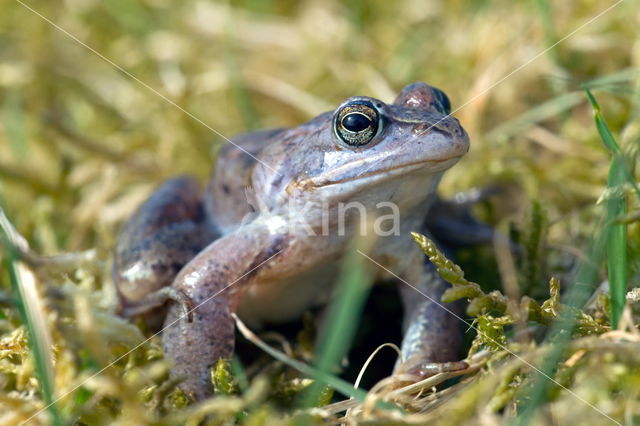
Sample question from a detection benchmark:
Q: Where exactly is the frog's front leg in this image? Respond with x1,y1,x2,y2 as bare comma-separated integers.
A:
394,248,467,378
162,224,281,400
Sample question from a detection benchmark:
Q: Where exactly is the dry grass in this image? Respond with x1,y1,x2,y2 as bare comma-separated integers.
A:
1,0,639,424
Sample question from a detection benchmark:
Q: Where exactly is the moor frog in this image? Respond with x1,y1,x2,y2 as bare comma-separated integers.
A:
113,82,470,400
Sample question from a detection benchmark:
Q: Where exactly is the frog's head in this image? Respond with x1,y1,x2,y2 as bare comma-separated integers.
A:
253,82,469,214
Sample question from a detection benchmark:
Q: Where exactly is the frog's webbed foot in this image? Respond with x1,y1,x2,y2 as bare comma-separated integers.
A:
119,287,194,322
394,357,469,379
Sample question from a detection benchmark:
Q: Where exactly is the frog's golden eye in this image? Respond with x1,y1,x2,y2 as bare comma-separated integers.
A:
333,100,382,147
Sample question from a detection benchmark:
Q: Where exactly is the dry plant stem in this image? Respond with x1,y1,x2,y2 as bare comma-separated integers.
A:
493,228,531,344
148,377,185,412
0,161,57,194
336,333,635,423
20,248,100,273
44,110,159,175
45,114,128,161
493,229,521,303
384,350,490,399
319,350,491,415
356,335,632,424
345,343,403,418
415,375,480,414
0,208,61,424
258,332,295,357
354,343,402,390
233,313,369,402
0,213,100,273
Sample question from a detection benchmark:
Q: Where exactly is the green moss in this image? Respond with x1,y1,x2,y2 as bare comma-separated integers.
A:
212,359,239,396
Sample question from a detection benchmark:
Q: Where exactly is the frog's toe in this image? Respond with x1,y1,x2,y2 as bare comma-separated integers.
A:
119,286,195,322
395,358,469,379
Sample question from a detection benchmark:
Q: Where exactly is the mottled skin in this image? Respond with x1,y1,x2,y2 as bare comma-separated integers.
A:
113,82,471,400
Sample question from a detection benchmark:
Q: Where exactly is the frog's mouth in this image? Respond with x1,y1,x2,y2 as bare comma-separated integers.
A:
302,155,462,189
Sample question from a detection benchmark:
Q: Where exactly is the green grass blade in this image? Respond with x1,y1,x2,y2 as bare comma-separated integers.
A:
2,90,28,159
486,92,583,142
517,225,607,425
584,89,640,199
487,69,639,144
235,313,370,403
606,162,627,329
533,0,558,62
585,89,629,328
0,207,65,426
301,236,376,407
223,9,260,132
517,89,632,424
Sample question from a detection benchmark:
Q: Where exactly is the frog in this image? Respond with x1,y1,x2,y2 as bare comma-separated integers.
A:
113,82,472,401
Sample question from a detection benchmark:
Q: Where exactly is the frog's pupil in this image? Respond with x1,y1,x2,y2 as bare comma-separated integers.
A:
342,113,372,132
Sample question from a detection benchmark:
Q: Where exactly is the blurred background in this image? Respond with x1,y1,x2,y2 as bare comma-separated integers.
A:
1,0,639,424
1,0,637,253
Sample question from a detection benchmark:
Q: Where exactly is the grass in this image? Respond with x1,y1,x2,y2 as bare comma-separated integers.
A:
0,209,63,426
515,89,638,424
1,0,639,424
585,88,638,328
301,235,375,408
516,88,639,426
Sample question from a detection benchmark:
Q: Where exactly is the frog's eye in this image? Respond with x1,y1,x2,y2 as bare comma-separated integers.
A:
432,88,451,115
333,100,382,147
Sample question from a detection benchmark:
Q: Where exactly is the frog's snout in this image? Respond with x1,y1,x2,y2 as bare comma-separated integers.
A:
436,123,470,161
453,127,471,157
